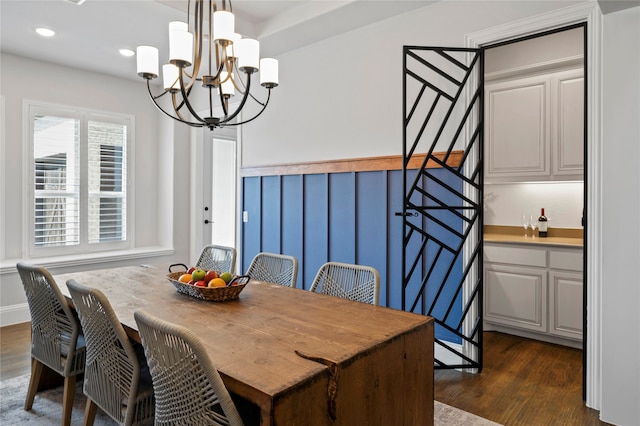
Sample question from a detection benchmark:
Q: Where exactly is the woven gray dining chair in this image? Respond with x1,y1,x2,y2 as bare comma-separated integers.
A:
196,244,237,273
66,279,155,426
134,310,244,426
16,262,86,426
246,252,299,288
309,262,380,305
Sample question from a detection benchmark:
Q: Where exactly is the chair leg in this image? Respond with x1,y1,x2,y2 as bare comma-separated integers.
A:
83,398,98,426
24,358,44,411
61,375,76,426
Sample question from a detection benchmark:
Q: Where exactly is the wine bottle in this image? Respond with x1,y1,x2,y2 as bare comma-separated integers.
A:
538,208,548,237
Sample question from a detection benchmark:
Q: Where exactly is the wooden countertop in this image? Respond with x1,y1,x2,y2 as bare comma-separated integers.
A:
484,225,583,247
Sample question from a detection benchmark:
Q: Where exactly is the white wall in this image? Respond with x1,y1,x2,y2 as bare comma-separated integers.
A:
484,26,584,74
0,54,191,322
601,5,640,425
0,54,160,256
484,182,583,228
241,0,582,167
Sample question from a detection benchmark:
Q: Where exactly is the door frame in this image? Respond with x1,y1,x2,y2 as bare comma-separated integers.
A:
190,123,240,266
465,2,602,410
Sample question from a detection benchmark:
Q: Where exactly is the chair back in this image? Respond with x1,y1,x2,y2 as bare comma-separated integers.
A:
246,252,298,287
67,279,154,425
16,262,85,377
310,262,380,305
134,310,244,426
196,244,237,273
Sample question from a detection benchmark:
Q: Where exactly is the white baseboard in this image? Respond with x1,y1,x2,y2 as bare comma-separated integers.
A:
0,303,30,326
435,341,464,365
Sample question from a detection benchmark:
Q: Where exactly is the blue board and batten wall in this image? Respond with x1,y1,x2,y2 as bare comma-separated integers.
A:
240,154,463,342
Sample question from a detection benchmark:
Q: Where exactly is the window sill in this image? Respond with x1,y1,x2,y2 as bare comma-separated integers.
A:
0,246,175,275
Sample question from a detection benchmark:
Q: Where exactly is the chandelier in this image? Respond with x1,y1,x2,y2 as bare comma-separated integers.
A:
135,0,278,130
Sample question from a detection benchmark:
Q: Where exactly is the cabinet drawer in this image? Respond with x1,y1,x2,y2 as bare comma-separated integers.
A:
484,244,547,268
549,249,583,271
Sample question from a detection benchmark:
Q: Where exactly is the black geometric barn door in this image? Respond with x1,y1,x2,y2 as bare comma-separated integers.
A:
402,46,484,371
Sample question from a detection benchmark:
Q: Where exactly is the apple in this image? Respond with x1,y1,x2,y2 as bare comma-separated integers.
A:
195,280,207,287
204,270,218,282
187,266,196,274
191,268,206,282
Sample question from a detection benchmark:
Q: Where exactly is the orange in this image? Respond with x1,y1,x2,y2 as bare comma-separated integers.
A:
208,277,227,288
178,273,192,283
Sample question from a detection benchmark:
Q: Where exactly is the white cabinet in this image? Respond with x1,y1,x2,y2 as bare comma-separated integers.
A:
485,264,547,333
549,270,583,340
484,243,583,346
551,69,585,177
484,68,584,182
485,75,550,180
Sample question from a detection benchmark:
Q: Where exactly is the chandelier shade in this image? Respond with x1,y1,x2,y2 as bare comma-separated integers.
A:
136,0,278,130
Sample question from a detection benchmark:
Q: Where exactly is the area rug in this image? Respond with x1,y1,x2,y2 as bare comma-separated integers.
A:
1,374,500,425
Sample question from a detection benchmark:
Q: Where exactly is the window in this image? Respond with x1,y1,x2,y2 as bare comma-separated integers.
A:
29,104,131,256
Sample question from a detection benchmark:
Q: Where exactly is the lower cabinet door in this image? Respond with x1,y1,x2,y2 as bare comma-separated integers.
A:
484,264,547,332
548,270,583,340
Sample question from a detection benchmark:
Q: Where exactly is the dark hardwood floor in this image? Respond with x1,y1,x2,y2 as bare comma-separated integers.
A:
1,323,608,425
0,322,32,381
435,331,609,425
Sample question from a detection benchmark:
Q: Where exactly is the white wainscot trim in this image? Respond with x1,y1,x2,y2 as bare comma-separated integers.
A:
0,303,30,326
0,246,174,275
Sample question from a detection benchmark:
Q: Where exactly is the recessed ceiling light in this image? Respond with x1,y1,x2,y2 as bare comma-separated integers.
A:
35,28,56,37
119,49,135,57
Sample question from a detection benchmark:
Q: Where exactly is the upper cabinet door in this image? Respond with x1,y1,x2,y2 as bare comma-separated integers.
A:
484,67,584,183
485,74,551,181
552,68,585,177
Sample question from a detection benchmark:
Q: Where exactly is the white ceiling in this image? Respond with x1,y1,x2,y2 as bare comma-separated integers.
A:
0,0,434,82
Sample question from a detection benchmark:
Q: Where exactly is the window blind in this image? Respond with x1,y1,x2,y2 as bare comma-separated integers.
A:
33,115,80,247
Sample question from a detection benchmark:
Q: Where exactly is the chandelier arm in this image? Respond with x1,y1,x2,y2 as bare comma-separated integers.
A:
218,86,229,117
147,80,206,128
172,92,189,123
179,68,206,124
246,88,267,106
225,89,271,127
151,87,172,100
230,61,248,94
219,72,253,125
179,0,202,92
209,0,213,78
173,84,194,115
227,64,266,108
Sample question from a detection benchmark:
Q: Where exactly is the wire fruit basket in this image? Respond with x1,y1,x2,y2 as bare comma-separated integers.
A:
166,267,250,302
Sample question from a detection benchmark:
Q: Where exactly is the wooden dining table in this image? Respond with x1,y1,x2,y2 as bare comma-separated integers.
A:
56,264,434,426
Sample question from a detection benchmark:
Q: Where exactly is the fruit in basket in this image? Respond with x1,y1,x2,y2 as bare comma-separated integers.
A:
178,273,192,283
192,269,206,282
188,266,196,274
220,272,233,284
204,270,219,282
208,278,227,288
195,280,207,287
